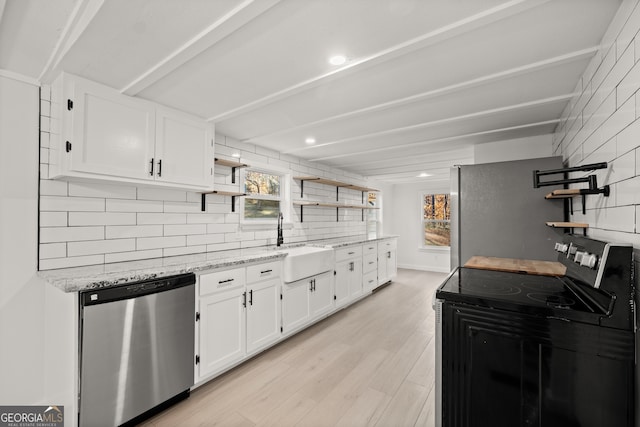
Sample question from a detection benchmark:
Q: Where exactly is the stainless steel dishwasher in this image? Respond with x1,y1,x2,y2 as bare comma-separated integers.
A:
79,273,195,427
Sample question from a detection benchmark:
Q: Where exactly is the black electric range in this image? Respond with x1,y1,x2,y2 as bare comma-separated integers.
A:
434,234,635,427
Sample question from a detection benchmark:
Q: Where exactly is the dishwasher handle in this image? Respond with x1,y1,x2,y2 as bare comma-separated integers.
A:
81,273,195,306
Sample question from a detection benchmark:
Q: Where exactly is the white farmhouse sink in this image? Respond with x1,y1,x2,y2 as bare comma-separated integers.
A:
282,246,334,283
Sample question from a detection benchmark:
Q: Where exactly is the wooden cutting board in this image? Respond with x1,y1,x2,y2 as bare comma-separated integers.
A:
464,256,566,276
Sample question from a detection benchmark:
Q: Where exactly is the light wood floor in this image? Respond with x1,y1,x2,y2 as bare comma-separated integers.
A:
141,269,447,427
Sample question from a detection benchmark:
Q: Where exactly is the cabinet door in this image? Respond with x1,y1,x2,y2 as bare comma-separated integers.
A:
387,249,398,280
282,279,310,333
377,250,389,285
348,258,363,300
334,260,351,308
155,107,213,189
310,272,333,319
198,288,246,380
69,75,155,180
246,278,281,354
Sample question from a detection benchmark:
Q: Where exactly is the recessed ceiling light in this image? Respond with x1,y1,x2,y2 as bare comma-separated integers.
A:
417,173,431,178
231,153,241,158
305,137,316,145
329,55,347,66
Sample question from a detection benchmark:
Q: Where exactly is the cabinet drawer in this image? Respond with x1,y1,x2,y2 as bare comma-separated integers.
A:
246,261,282,284
335,245,363,262
363,253,378,273
363,243,377,255
363,270,378,291
378,239,397,251
199,267,246,296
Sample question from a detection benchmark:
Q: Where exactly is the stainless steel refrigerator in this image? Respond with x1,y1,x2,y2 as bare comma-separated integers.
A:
450,156,564,269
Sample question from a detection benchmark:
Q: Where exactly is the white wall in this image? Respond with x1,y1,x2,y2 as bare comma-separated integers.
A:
388,181,451,273
551,0,640,421
473,134,553,164
0,74,45,403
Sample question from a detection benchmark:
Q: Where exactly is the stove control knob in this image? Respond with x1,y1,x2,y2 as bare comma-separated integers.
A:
568,244,577,256
554,243,568,253
581,253,598,269
574,251,586,263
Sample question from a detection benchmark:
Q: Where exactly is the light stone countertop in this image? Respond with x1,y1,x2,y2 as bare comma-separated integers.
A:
38,235,398,293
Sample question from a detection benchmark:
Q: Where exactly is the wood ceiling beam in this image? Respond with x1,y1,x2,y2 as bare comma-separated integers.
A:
307,119,560,163
121,0,281,95
208,0,550,123
242,46,597,143
38,0,105,83
289,95,569,156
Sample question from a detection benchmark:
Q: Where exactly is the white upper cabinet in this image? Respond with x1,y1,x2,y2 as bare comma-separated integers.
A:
155,107,213,188
50,73,214,191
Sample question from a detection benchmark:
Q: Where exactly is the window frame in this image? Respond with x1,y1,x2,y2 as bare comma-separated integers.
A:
420,192,451,250
239,162,290,227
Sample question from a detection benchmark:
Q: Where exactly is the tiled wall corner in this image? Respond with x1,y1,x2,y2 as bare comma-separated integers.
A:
554,1,640,250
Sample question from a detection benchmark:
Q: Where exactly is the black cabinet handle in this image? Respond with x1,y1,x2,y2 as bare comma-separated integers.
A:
310,280,313,292
260,269,272,274
157,159,162,177
242,291,246,308
313,279,316,291
218,278,234,284
149,158,154,176
348,251,355,255
387,252,391,259
249,289,253,306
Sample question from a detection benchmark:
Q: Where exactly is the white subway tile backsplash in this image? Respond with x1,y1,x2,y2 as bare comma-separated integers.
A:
40,179,68,196
616,176,640,206
105,249,163,263
68,239,135,256
163,245,206,257
69,212,136,226
137,212,186,225
39,255,105,270
617,117,640,155
137,236,186,250
163,201,201,213
41,196,105,212
106,199,163,212
106,225,163,239
137,187,187,202
40,226,104,243
40,211,67,227
69,182,137,199
164,224,207,236
187,233,225,246
39,243,66,259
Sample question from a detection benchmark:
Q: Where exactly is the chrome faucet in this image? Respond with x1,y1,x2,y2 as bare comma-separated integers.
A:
277,212,284,247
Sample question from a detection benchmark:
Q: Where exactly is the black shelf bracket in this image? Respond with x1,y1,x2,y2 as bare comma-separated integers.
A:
201,194,206,211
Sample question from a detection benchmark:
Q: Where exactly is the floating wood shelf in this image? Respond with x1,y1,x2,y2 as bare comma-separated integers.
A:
294,176,378,194
544,186,609,214
546,221,588,235
200,191,246,212
293,200,378,222
215,158,249,184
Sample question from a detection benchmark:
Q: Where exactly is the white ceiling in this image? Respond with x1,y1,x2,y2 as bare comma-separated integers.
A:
0,0,622,184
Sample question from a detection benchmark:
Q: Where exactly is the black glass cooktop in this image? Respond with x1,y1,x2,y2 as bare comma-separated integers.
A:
436,267,612,322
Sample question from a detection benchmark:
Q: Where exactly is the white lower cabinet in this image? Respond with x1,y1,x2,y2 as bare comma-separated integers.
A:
335,245,363,308
246,277,281,354
378,239,398,286
282,270,333,334
196,261,282,382
198,285,246,380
